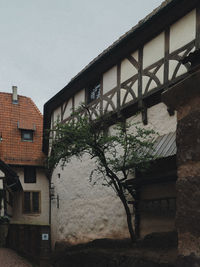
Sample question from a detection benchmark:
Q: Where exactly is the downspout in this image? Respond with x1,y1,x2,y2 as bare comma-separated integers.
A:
47,171,52,251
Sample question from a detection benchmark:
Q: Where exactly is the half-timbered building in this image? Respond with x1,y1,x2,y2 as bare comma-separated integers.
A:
43,0,200,249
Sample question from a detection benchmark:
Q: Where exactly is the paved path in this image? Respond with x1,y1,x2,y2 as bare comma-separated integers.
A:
0,248,34,267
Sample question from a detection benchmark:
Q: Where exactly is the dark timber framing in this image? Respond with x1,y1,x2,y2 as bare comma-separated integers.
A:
43,0,199,154
196,4,200,49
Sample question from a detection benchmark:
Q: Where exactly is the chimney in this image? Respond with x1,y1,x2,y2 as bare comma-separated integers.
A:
12,86,18,104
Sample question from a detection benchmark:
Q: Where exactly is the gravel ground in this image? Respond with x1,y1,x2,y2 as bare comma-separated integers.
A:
0,248,36,267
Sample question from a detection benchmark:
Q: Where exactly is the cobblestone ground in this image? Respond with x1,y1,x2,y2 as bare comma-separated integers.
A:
0,248,34,267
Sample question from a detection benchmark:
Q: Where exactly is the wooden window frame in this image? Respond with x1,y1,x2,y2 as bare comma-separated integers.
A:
22,191,41,214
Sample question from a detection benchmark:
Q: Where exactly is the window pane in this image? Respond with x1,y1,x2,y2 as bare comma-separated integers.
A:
88,83,100,103
32,192,39,213
21,130,33,141
24,192,31,213
24,166,36,183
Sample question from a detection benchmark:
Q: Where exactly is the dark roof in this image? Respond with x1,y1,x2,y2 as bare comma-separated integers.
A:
68,0,172,86
152,132,176,158
0,159,22,191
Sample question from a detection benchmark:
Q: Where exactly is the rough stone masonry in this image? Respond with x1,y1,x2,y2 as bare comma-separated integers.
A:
162,68,200,266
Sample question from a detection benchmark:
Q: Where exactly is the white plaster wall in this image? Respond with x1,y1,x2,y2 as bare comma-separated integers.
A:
11,167,49,225
142,65,164,94
62,98,73,120
170,9,196,53
120,51,138,83
51,156,130,248
120,80,138,105
51,102,177,248
74,89,85,109
127,102,176,135
53,106,61,124
143,32,165,69
103,66,117,95
168,60,187,80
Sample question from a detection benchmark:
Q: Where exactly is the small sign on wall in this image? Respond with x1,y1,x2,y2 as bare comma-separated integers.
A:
42,233,49,241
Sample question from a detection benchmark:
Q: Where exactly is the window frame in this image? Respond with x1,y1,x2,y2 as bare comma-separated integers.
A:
86,82,101,104
22,191,41,214
24,166,36,183
21,130,34,142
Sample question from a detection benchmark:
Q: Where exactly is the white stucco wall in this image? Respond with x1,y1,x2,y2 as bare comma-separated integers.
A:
103,66,117,95
11,167,49,225
143,32,165,69
127,102,176,135
120,51,138,83
53,106,61,124
50,102,177,248
74,89,85,109
169,9,196,53
51,156,130,248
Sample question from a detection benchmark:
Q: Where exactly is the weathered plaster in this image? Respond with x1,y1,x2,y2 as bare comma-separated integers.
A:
51,156,130,248
169,9,196,53
127,102,177,135
50,102,177,248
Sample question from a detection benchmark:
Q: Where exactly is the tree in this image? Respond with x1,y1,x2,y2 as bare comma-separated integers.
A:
47,107,157,242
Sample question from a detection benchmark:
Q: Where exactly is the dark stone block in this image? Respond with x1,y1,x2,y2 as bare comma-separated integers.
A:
162,69,200,110
176,176,200,236
177,110,200,165
176,254,200,267
136,231,178,250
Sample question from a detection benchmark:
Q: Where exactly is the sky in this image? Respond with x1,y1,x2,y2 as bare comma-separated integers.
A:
0,0,163,113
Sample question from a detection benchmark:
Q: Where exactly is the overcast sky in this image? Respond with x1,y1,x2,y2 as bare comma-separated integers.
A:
0,0,163,112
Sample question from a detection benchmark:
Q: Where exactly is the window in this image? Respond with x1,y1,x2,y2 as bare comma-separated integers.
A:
23,191,40,213
21,130,33,141
24,166,36,183
87,82,100,104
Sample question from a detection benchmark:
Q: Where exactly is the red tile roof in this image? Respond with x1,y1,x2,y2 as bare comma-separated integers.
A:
0,92,45,166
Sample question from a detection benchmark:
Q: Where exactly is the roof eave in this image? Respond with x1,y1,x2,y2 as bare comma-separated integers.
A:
43,0,198,154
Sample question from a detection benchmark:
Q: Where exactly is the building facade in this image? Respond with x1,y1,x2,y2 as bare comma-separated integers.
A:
43,0,199,256
0,88,50,262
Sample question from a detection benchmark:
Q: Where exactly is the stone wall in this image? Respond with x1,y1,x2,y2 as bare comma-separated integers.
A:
162,69,200,266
